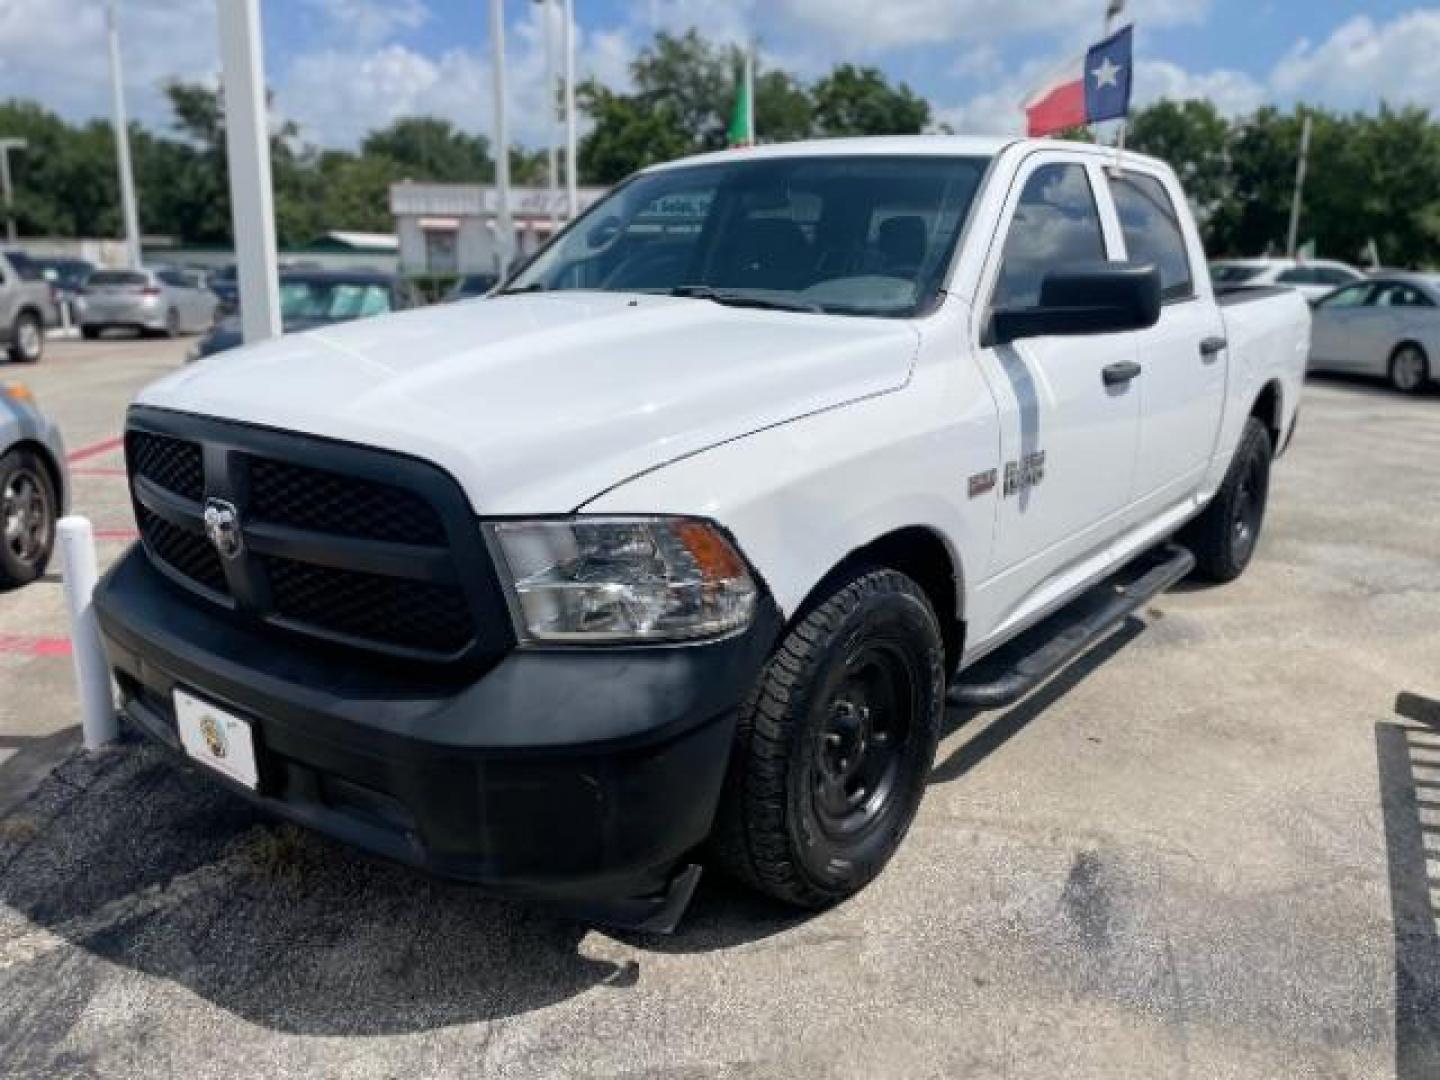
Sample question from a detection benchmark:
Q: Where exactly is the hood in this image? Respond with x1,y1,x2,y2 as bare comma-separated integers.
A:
140,291,920,513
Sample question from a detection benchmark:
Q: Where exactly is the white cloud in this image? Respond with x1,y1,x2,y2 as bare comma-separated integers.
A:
771,0,1206,53
1270,11,1440,111
301,0,428,48
0,0,216,131
1136,60,1266,117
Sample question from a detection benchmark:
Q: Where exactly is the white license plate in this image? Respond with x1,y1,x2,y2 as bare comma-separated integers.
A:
174,689,260,790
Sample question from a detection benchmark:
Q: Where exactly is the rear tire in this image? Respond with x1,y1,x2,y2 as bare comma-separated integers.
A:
712,568,945,908
1389,343,1430,394
0,448,58,589
1181,416,1273,584
8,311,43,363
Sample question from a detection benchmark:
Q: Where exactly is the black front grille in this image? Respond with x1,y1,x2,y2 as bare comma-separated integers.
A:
248,457,446,545
127,431,204,502
124,409,511,666
264,556,475,654
137,506,228,595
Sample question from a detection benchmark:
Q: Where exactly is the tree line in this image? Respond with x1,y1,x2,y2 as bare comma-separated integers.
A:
0,29,1437,267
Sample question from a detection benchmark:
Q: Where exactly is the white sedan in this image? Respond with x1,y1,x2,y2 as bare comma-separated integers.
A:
1209,257,1366,304
1309,275,1439,394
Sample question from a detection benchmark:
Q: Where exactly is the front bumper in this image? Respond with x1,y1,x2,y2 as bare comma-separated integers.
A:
96,547,779,929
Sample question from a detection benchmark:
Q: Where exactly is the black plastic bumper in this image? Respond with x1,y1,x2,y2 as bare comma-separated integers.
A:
95,547,779,930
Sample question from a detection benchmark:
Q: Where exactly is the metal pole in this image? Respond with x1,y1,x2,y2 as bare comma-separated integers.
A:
1286,114,1313,259
489,0,514,273
58,517,117,750
106,1,142,269
0,139,23,245
218,0,282,344
744,44,755,145
563,0,578,221
538,0,559,231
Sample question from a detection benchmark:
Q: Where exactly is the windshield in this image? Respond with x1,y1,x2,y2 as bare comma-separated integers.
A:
1210,263,1267,285
504,154,990,317
278,280,392,323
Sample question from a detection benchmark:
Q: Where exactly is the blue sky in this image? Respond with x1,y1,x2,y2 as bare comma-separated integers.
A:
3,1,1438,149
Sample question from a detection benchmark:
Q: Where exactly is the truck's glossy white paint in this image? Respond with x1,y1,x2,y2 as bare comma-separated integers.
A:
135,136,1311,672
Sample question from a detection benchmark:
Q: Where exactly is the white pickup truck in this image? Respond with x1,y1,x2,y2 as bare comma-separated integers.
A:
97,137,1309,930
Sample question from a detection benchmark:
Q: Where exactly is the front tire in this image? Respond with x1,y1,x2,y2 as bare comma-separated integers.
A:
8,311,43,363
1181,416,1273,583
0,449,58,589
1389,343,1430,395
713,568,945,908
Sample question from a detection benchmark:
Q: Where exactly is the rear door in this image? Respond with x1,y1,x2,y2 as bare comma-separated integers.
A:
1107,167,1228,503
972,153,1142,586
1353,283,1435,374
1310,282,1378,368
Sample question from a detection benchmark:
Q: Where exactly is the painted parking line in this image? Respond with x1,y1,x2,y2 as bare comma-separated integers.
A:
70,467,127,478
65,436,124,465
0,634,72,657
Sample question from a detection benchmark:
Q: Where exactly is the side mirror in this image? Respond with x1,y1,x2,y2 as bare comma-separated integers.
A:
991,262,1162,346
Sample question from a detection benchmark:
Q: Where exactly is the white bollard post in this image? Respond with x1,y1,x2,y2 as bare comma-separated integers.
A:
58,516,117,749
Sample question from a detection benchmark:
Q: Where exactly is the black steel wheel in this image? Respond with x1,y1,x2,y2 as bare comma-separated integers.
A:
0,449,57,588
713,568,945,908
1180,416,1273,584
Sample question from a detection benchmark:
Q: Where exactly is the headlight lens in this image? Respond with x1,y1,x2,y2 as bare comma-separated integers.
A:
488,517,757,643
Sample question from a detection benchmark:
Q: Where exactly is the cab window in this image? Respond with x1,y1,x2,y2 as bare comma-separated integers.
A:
1108,171,1194,302
993,163,1106,311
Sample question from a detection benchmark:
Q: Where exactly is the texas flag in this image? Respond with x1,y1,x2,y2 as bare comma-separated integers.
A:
1025,26,1134,137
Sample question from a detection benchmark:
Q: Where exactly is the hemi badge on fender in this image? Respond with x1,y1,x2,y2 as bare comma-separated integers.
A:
968,469,998,498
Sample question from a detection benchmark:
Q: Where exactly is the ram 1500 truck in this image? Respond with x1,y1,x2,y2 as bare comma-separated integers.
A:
96,137,1310,931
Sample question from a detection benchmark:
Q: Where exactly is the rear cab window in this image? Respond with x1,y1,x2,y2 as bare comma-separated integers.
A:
1108,171,1194,302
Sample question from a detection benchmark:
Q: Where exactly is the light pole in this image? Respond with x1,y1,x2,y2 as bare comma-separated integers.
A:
0,138,26,244
563,0,577,220
106,0,142,268
534,0,559,232
489,0,514,273
217,0,282,343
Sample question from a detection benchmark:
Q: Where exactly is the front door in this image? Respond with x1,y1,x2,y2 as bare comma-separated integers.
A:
1310,282,1377,369
972,155,1142,603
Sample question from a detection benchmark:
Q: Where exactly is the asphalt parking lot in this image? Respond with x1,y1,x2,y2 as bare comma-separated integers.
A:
0,338,1438,1079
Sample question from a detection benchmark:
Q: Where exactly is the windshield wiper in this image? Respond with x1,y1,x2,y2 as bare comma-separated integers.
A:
669,285,822,314
496,281,548,296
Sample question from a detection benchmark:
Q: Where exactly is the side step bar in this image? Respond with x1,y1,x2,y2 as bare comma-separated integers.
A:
948,543,1196,710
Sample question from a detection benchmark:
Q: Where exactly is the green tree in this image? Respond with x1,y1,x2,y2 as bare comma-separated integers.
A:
810,65,929,137
1126,99,1231,221
361,117,493,182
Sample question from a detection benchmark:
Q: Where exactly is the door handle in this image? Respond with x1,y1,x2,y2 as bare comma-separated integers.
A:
1102,361,1142,386
1199,336,1228,360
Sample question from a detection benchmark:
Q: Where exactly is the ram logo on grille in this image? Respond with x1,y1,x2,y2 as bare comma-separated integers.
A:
202,499,244,561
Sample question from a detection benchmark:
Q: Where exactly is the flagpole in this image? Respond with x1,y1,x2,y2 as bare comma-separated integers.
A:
489,0,513,273
1103,0,1127,157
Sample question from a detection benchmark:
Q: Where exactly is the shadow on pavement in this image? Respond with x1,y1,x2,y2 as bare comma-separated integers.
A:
929,616,1145,785
1376,691,1440,1080
0,729,791,1054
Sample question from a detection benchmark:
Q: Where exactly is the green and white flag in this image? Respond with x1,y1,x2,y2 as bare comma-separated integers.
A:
728,50,755,147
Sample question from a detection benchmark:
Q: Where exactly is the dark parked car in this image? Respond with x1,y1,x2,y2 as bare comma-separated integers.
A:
444,273,499,302
208,264,239,316
35,256,96,325
189,270,426,360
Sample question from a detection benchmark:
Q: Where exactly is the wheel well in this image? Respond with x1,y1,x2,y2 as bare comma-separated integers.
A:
798,526,963,674
14,305,42,328
1250,381,1283,452
8,440,65,512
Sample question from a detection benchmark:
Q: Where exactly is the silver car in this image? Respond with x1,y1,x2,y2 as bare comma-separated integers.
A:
1309,274,1439,394
0,382,68,589
80,267,218,339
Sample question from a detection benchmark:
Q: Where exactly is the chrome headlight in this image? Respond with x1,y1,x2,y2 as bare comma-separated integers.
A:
487,517,757,643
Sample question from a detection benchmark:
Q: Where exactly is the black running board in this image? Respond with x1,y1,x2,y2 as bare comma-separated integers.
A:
948,543,1195,710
